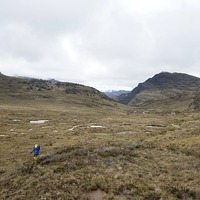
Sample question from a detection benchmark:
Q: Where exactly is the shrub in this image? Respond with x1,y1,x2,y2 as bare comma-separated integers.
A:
168,186,198,199
15,161,37,176
0,167,6,174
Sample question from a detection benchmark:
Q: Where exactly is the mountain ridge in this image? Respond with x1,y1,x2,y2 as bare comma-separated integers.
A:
1,71,200,111
0,72,114,108
117,72,200,110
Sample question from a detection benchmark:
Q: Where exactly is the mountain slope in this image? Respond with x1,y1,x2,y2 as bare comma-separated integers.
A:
117,72,200,110
0,72,113,108
1,72,200,199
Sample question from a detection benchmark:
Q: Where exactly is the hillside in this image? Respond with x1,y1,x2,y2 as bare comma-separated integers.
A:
1,72,200,199
117,72,200,111
0,72,114,109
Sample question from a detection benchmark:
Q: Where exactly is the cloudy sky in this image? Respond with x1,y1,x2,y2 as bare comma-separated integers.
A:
0,0,200,91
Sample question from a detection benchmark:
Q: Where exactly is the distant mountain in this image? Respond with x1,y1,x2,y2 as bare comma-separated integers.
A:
104,90,130,98
0,73,113,107
47,79,59,84
117,72,200,110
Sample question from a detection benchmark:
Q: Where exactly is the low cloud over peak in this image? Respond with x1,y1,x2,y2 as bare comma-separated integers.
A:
0,0,200,91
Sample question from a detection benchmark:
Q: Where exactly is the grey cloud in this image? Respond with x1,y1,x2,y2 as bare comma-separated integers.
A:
0,0,200,91
147,9,200,67
0,0,102,33
0,23,48,61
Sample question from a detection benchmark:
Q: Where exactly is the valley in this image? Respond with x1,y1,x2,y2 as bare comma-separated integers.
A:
0,73,200,199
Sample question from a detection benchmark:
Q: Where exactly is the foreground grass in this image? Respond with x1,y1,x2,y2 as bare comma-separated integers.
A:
0,103,200,199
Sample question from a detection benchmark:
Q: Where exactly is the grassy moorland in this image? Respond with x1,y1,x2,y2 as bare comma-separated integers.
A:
0,72,200,199
0,99,200,199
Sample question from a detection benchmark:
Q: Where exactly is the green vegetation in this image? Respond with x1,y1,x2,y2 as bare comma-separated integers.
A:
0,102,200,199
0,73,200,199
117,72,200,111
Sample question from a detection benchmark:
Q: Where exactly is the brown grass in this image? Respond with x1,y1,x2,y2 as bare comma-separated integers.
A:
0,101,200,199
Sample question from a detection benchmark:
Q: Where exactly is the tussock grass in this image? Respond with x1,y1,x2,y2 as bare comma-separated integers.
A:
1,102,200,199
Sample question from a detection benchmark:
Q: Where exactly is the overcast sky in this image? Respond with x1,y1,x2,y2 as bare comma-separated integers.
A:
0,0,200,91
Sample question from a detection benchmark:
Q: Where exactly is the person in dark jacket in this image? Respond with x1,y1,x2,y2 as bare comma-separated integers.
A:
31,144,40,159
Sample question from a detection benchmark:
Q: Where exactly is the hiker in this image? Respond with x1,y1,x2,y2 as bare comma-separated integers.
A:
31,144,40,159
